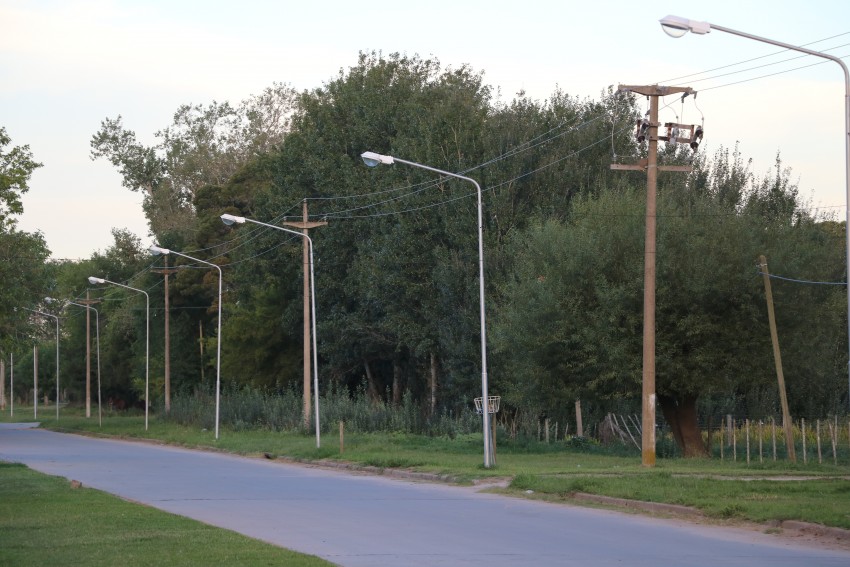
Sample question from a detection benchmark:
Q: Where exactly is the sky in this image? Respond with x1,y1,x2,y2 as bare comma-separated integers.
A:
2,0,849,260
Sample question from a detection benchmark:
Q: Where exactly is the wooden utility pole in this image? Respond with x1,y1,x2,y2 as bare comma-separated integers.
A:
283,201,327,428
76,291,101,418
153,256,179,413
612,84,695,467
759,255,796,462
0,358,5,411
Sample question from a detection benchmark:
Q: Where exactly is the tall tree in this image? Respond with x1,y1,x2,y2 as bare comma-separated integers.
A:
492,148,844,455
0,127,51,357
0,126,42,231
90,84,297,243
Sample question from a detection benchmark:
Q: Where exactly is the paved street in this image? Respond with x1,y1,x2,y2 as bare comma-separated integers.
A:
2,423,849,567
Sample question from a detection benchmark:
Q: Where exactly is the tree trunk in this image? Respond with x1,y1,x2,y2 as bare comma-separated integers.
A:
659,393,708,457
392,359,403,406
429,352,438,417
363,359,381,405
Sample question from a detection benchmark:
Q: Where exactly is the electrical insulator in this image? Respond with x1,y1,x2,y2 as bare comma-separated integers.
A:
690,125,704,151
635,114,649,143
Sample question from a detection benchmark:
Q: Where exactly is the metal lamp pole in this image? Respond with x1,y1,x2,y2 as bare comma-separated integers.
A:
89,277,149,429
220,213,322,448
149,246,223,440
659,15,850,409
21,307,60,420
360,151,493,468
66,300,103,426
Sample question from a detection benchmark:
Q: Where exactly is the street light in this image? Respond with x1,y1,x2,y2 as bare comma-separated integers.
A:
21,306,60,420
89,276,149,429
148,245,223,440
47,298,102,427
659,15,850,410
220,213,322,448
360,151,494,468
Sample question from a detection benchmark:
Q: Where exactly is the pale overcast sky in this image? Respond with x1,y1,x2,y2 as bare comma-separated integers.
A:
2,0,849,259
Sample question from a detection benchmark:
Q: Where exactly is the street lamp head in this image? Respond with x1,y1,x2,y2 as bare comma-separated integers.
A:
220,213,246,226
361,151,394,167
149,245,170,256
88,276,105,285
660,15,711,38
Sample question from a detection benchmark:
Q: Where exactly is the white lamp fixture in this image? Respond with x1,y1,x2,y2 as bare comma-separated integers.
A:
360,151,395,167
220,214,246,225
659,15,711,38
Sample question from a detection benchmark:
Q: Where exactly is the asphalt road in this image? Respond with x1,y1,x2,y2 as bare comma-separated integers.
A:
2,423,849,567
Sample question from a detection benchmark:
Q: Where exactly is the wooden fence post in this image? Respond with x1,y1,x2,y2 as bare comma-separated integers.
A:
771,417,777,462
575,400,583,437
732,418,737,462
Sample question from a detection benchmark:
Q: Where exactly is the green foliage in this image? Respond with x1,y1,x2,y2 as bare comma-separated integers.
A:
164,385,482,437
17,53,843,444
0,126,42,231
493,145,846,429
90,84,297,242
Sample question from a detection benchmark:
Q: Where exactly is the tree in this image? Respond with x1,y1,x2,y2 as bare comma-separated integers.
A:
0,126,43,231
215,53,639,415
492,147,845,455
90,84,298,242
0,127,51,359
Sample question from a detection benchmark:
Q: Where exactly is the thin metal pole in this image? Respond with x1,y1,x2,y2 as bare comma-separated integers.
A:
67,301,102,425
33,344,37,419
21,307,59,420
93,280,149,429
391,157,492,468
54,316,59,421
161,252,222,440
95,308,102,427
233,217,322,448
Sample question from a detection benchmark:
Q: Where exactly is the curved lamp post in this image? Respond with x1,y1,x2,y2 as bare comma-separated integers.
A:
47,297,102,427
360,151,494,468
659,15,850,410
21,306,60,420
149,245,223,440
220,213,322,448
89,277,149,430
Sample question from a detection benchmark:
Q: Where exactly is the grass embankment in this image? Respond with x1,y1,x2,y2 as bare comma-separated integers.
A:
6,409,850,530
0,462,333,567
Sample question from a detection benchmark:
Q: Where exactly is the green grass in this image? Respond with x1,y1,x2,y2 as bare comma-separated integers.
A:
5,408,850,530
0,462,334,567
509,471,850,528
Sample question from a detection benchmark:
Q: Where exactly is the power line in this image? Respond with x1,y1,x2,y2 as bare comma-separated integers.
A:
757,271,846,286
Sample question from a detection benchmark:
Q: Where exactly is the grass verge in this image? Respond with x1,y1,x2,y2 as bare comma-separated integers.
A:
0,462,333,567
5,409,850,530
